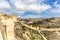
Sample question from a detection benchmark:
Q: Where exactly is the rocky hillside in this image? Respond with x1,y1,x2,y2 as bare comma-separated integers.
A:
0,13,60,40
24,17,60,28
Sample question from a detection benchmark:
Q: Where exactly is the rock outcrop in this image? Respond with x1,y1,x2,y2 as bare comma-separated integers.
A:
0,13,17,40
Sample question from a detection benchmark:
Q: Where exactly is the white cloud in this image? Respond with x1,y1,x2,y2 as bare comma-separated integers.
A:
49,1,60,13
50,7,60,13
15,3,50,12
12,0,51,12
11,0,44,4
0,0,52,18
17,11,26,14
0,0,51,13
21,0,44,4
0,1,11,9
0,0,6,1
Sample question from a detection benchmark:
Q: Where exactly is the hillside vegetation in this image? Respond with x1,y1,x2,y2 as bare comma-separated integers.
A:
0,13,60,40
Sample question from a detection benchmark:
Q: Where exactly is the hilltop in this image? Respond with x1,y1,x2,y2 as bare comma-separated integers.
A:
0,13,60,40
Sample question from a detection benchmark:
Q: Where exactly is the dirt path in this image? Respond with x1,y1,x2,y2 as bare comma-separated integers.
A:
21,23,60,40
21,23,60,31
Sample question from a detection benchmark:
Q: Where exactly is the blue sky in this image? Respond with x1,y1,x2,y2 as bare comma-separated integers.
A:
0,0,60,18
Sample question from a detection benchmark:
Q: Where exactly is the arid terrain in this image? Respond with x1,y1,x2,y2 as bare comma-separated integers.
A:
0,13,60,40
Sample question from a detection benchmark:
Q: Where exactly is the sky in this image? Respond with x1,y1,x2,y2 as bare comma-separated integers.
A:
0,0,60,18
